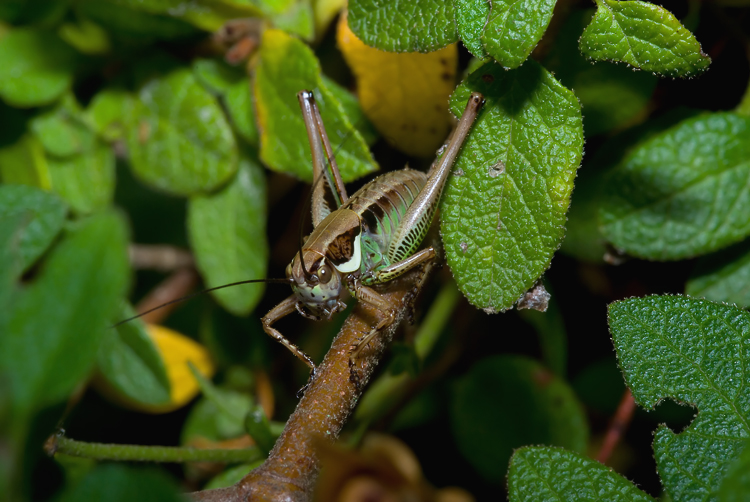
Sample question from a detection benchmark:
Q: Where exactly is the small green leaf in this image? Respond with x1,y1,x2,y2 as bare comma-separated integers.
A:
0,211,129,414
0,29,78,108
30,98,96,158
0,184,67,272
181,388,254,444
48,141,116,214
0,135,51,189
480,0,555,69
96,305,171,407
347,0,458,52
85,88,132,141
687,240,750,309
579,0,710,78
270,0,314,41
57,464,182,502
254,28,377,182
600,112,750,260
454,0,489,58
609,295,750,501
442,61,583,312
188,156,268,316
450,355,588,483
508,447,655,501
719,440,750,502
125,68,238,196
58,17,111,55
544,8,657,137
225,79,259,146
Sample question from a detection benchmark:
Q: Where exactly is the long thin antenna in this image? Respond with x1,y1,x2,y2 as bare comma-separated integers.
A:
113,278,291,328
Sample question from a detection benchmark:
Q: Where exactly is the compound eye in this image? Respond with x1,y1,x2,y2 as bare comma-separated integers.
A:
318,264,333,284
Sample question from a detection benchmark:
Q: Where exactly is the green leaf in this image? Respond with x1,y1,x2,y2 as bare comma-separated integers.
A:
181,388,253,444
600,112,750,260
454,0,489,58
225,80,259,146
608,295,750,502
0,184,67,272
269,0,314,41
48,141,115,215
0,29,78,108
579,0,710,78
0,211,129,414
480,0,555,69
96,305,171,407
85,88,132,142
94,0,263,32
254,28,377,182
0,212,28,309
188,156,268,316
719,440,750,502
544,8,657,137
57,464,182,502
0,135,51,189
320,75,378,146
442,61,583,312
450,355,588,483
347,0,458,52
687,240,750,309
125,68,238,196
192,59,259,145
30,98,96,158
508,447,655,501
561,108,702,262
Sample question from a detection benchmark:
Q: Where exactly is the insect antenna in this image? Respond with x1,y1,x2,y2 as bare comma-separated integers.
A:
113,277,291,328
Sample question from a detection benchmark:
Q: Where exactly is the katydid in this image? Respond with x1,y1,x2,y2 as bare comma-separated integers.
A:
120,90,485,378
263,90,485,376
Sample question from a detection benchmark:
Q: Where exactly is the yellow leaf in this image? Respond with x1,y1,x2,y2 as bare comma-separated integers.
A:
148,324,215,411
336,14,458,158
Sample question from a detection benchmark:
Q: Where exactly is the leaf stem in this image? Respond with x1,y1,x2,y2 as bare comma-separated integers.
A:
47,435,264,464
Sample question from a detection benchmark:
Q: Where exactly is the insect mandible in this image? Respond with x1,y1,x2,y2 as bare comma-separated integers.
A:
261,90,485,377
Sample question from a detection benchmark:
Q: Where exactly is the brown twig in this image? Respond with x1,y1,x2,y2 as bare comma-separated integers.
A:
596,389,636,464
135,267,200,325
129,244,194,272
189,257,436,502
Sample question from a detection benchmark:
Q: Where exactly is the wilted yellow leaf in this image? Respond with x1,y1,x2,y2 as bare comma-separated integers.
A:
148,324,215,410
337,14,458,158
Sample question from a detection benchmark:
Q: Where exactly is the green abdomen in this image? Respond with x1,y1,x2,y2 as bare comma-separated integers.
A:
343,169,427,277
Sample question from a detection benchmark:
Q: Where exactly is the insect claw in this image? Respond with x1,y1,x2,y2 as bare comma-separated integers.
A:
296,366,318,398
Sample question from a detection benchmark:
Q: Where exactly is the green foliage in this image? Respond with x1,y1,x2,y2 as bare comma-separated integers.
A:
0,29,78,107
450,355,588,483
442,61,583,312
600,113,750,260
579,0,711,78
125,68,239,196
508,447,655,501
481,0,555,69
609,296,750,501
187,157,268,315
